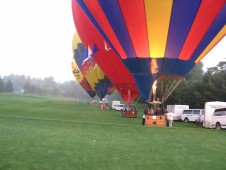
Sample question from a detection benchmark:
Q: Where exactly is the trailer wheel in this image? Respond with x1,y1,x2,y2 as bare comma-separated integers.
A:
216,122,221,130
184,118,189,123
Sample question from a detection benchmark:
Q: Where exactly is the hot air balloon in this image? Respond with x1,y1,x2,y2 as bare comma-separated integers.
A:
71,0,140,104
72,34,96,99
72,0,226,103
72,33,115,101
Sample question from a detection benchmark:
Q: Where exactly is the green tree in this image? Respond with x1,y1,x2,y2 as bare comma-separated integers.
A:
165,62,204,108
0,77,4,92
4,80,13,93
23,80,32,94
41,77,60,96
201,64,226,102
3,74,26,92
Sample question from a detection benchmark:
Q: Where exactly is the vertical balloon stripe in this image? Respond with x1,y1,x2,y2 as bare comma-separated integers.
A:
89,65,98,83
71,58,84,83
191,5,226,61
76,44,86,67
86,75,96,89
99,0,136,58
118,0,149,58
179,0,225,60
161,58,177,74
83,0,127,59
144,0,173,58
72,1,89,49
80,79,91,92
82,61,96,89
74,1,95,46
195,26,226,64
165,0,201,59
96,66,105,79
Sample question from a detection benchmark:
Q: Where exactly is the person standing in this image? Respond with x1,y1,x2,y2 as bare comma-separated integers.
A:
142,107,149,125
142,113,145,125
165,110,175,127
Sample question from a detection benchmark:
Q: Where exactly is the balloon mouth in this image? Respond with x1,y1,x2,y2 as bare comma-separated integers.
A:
149,74,184,103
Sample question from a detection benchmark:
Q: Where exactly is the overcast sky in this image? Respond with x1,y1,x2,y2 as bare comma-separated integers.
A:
0,0,225,83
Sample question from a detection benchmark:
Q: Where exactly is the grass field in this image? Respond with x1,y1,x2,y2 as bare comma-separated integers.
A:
0,93,226,170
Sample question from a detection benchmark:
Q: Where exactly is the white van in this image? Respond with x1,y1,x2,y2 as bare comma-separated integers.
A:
204,101,226,128
182,109,204,123
211,108,226,130
114,104,125,111
166,105,189,120
112,101,120,110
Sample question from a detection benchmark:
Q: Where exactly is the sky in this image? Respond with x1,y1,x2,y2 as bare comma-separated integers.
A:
0,0,225,83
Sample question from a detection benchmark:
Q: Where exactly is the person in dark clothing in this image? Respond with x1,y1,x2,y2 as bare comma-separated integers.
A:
142,107,150,125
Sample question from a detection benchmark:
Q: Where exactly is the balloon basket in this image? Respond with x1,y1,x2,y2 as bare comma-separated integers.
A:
145,115,166,127
122,110,137,118
98,103,110,110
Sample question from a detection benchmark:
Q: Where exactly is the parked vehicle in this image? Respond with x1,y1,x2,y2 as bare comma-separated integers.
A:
114,104,125,111
195,111,205,125
211,108,226,130
182,109,204,123
112,101,120,110
204,101,226,128
166,105,189,120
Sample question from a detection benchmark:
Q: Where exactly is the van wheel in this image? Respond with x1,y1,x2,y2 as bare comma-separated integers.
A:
184,118,189,123
216,123,221,130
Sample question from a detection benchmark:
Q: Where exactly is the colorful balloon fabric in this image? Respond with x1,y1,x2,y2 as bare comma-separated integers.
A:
72,33,115,100
72,34,96,98
71,58,96,98
72,0,226,100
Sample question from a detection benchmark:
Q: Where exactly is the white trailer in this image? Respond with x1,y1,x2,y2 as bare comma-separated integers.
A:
204,101,226,128
166,105,189,120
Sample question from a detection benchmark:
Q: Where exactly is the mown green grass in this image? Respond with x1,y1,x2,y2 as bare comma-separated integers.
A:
0,93,226,170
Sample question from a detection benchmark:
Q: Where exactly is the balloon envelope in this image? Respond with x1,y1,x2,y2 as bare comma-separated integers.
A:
72,0,226,100
72,33,96,98
73,33,115,100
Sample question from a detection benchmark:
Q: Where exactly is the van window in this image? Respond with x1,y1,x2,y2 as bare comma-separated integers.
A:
183,110,192,114
193,110,200,115
201,110,205,115
214,111,225,116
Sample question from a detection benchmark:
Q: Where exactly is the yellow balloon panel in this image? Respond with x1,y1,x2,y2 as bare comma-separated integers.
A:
144,0,173,58
96,65,105,80
84,70,96,89
71,58,84,83
72,33,82,53
88,65,99,83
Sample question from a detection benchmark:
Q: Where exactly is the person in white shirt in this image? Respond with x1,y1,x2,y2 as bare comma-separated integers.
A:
165,110,175,127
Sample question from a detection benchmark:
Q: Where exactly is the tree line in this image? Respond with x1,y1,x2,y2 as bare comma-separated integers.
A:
1,61,226,108
165,61,226,108
0,74,90,101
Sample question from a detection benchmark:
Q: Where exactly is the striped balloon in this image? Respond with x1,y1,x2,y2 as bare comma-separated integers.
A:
72,0,226,100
